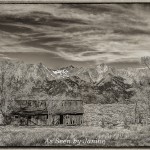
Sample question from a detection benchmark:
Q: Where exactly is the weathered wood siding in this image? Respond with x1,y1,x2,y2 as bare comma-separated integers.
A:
53,115,60,125
37,115,47,126
12,115,20,126
12,115,48,126
47,115,60,126
28,116,38,126
50,100,83,114
12,114,83,126
63,114,83,125
20,117,27,126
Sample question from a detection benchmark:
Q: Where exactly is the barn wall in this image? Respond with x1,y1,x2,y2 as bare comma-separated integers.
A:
29,116,38,125
11,114,83,126
11,115,21,126
28,115,48,126
37,115,47,126
47,115,60,126
20,117,27,125
47,114,83,126
53,115,60,125
63,114,83,126
12,114,48,126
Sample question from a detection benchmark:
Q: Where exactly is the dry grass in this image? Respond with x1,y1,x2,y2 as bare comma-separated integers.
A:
0,125,150,146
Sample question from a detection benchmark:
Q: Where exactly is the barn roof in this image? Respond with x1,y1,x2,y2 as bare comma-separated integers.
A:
14,99,84,115
49,94,81,101
47,99,84,114
15,93,81,101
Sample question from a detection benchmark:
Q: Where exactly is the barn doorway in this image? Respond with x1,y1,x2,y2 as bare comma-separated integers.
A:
60,115,63,124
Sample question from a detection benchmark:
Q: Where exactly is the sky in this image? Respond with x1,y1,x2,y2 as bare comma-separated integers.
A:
0,4,150,69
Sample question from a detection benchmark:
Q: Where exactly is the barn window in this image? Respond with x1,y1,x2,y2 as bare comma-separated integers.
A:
14,115,18,119
35,116,39,119
69,101,71,106
28,101,31,106
39,101,46,108
44,101,46,107
66,115,69,118
38,101,41,107
35,101,39,107
72,120,75,124
25,101,27,106
41,101,43,107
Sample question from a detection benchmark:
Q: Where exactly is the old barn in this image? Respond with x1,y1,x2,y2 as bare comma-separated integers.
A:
11,96,84,126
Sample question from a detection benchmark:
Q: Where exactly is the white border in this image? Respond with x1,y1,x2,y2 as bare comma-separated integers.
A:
0,0,150,3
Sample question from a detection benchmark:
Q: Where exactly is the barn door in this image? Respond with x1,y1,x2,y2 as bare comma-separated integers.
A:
27,116,38,126
71,115,77,125
20,117,27,126
60,115,63,124
53,115,60,126
63,115,70,125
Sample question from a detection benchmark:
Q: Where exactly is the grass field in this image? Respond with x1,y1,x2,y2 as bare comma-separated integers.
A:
0,125,150,146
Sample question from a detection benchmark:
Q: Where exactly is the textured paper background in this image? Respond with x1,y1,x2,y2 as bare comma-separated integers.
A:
0,0,149,149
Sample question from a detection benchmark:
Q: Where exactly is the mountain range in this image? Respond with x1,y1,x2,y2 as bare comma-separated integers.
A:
0,60,149,104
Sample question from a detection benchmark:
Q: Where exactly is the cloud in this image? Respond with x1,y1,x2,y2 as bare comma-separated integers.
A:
0,4,150,67
0,53,16,60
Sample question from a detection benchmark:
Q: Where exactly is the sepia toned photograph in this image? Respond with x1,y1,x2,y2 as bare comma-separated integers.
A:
0,2,150,147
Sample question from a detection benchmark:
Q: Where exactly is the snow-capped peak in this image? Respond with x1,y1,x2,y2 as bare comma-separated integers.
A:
52,69,69,78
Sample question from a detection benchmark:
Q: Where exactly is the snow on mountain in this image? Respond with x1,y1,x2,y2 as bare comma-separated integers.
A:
52,69,69,78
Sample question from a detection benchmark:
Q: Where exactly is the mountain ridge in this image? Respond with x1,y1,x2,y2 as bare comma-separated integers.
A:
0,59,147,104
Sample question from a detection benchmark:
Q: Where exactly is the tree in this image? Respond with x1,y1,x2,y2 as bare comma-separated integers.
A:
0,60,34,124
131,86,150,125
0,60,18,124
141,56,150,70
129,56,150,125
